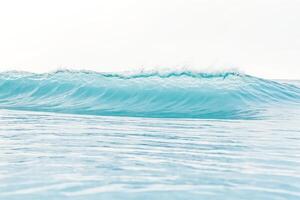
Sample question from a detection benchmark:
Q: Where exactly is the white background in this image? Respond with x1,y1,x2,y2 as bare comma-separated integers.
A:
0,0,299,79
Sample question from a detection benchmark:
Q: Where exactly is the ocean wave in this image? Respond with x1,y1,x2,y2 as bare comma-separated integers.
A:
0,70,299,119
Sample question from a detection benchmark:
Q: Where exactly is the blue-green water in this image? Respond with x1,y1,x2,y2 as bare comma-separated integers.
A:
0,71,300,199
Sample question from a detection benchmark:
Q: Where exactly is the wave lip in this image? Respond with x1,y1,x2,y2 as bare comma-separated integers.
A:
0,70,299,119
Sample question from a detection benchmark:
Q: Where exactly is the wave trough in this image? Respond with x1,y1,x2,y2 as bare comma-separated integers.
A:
0,70,299,119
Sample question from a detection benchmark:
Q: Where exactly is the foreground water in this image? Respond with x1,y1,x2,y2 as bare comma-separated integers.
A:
0,71,300,199
0,109,300,200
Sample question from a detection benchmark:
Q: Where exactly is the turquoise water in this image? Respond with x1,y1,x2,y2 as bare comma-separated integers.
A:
0,70,300,199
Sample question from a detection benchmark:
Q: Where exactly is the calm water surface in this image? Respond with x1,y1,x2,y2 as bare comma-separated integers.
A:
0,109,299,200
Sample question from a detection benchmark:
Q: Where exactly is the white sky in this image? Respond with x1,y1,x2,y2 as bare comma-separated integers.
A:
0,0,299,79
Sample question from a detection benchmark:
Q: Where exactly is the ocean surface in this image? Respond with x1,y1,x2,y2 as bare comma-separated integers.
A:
0,70,300,199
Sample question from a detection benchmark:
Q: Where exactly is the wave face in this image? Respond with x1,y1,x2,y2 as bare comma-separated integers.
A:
0,70,299,119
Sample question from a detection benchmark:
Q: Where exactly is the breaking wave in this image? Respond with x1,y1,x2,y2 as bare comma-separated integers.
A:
0,70,299,119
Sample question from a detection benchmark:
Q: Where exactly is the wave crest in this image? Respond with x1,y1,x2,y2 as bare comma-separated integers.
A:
0,70,299,119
